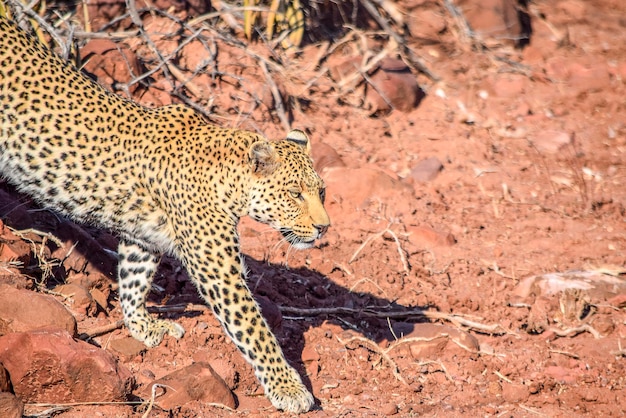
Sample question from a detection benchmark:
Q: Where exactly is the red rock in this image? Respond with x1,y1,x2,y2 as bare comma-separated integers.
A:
531,130,573,154
311,142,345,174
380,402,398,415
409,157,444,182
455,0,525,45
142,362,235,410
109,336,146,358
567,62,611,94
485,74,528,98
210,359,238,389
77,0,126,31
81,39,141,95
407,9,447,41
544,365,579,384
406,225,456,249
546,57,611,96
0,392,23,418
365,58,424,114
324,167,413,211
0,284,77,336
556,0,586,20
501,382,530,403
0,224,30,266
0,330,132,402
329,56,423,114
54,283,96,317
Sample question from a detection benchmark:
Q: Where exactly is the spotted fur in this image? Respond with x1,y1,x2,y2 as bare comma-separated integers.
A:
0,17,330,413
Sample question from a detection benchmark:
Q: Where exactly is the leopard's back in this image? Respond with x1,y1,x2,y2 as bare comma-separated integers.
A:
0,18,174,247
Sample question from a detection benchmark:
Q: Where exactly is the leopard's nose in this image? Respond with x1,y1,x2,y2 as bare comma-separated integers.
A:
314,224,329,237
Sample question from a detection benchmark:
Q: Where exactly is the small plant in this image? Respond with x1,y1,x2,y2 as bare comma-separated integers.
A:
243,0,304,48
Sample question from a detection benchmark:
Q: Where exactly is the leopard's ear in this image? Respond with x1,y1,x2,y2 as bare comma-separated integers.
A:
285,129,311,155
249,141,279,175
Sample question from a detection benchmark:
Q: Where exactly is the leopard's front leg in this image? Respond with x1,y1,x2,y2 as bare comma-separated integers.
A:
117,240,185,347
180,240,314,413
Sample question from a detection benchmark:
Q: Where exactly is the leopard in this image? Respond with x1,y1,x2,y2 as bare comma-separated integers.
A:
0,17,330,413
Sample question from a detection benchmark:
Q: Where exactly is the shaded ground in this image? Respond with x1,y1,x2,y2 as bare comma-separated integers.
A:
1,0,625,416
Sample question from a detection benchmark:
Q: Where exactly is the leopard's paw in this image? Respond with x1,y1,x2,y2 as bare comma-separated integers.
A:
266,367,315,413
128,318,185,348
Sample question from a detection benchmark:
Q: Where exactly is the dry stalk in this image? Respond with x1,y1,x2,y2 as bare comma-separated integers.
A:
349,224,410,274
549,349,580,359
259,60,290,131
416,360,454,382
336,335,408,385
140,383,173,418
8,227,63,284
547,324,603,339
493,370,513,383
610,339,626,358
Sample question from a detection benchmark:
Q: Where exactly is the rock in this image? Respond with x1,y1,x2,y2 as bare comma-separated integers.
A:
501,382,530,403
323,167,414,211
455,0,530,46
311,142,345,174
302,345,321,378
409,157,444,182
329,56,424,114
0,363,11,392
380,402,398,415
0,330,132,403
531,130,573,154
109,336,146,358
546,57,611,96
407,8,447,41
406,225,456,249
365,58,424,114
142,362,235,410
483,74,528,99
81,39,142,95
0,222,31,266
567,62,611,94
0,392,23,418
54,283,96,317
556,0,586,20
77,0,126,31
0,284,77,336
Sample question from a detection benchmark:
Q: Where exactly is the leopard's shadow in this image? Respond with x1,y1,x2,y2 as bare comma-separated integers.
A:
242,257,434,392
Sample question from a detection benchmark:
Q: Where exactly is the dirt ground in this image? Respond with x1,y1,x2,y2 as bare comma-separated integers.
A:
1,0,625,416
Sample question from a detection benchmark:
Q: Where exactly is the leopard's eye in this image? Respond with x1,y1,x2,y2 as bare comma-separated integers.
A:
319,188,326,204
289,190,303,200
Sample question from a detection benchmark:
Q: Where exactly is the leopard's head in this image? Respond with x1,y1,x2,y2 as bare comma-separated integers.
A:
247,130,330,249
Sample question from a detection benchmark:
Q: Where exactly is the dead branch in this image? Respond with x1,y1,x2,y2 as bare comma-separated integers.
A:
278,305,510,336
78,320,124,340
